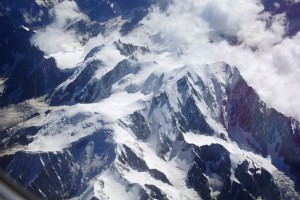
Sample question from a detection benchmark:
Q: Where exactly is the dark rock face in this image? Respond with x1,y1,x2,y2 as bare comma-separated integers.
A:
230,181,254,200
187,153,211,199
148,168,171,185
226,69,300,185
67,20,105,44
75,0,151,21
120,144,149,172
175,74,216,135
62,59,104,100
178,95,214,135
0,126,40,151
187,144,231,200
51,59,141,105
118,144,172,185
74,0,152,36
120,9,149,35
0,16,33,76
0,46,70,107
141,73,164,95
226,72,268,156
145,184,169,200
50,59,104,105
235,160,281,200
0,130,116,200
73,0,173,37
75,0,116,22
0,0,52,29
266,110,300,185
187,143,283,200
84,45,104,61
127,111,151,141
0,0,52,76
0,2,69,107
114,40,150,56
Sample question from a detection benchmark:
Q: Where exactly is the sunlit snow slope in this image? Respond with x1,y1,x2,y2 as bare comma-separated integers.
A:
1,0,300,200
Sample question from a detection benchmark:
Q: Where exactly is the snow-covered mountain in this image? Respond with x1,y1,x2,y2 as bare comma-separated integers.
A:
1,0,300,199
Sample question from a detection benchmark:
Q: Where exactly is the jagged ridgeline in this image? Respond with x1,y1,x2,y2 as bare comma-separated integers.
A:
1,0,300,200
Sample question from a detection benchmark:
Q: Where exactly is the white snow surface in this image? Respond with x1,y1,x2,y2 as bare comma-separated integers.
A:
15,45,296,198
8,0,300,199
183,132,276,172
31,0,300,120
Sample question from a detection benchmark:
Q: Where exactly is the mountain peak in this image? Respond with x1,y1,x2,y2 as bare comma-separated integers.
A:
1,0,300,199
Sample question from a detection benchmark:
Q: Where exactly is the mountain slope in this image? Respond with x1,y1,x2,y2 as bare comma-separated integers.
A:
1,0,300,200
1,58,300,199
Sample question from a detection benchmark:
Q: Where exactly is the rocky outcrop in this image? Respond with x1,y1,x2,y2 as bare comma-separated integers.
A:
0,130,116,200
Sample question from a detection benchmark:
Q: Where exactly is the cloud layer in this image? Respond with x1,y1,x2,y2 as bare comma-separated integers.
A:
31,0,88,69
130,0,300,120
31,0,300,120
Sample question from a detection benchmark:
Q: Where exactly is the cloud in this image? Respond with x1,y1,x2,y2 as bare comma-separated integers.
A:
22,9,44,24
124,0,300,120
48,0,87,28
29,0,300,120
209,173,224,190
30,0,88,69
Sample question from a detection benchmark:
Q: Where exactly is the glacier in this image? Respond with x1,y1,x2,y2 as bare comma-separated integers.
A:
1,0,300,199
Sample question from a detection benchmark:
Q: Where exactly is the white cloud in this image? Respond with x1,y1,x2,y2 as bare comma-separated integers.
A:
48,0,87,28
22,9,44,24
30,0,300,120
209,173,224,190
125,0,300,120
31,0,88,69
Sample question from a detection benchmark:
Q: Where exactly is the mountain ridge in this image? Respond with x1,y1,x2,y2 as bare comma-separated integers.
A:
1,0,300,199
1,59,300,199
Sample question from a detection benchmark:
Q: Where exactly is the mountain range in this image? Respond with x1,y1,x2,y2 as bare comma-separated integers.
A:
1,0,300,199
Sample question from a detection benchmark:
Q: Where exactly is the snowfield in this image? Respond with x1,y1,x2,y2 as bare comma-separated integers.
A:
1,0,300,199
